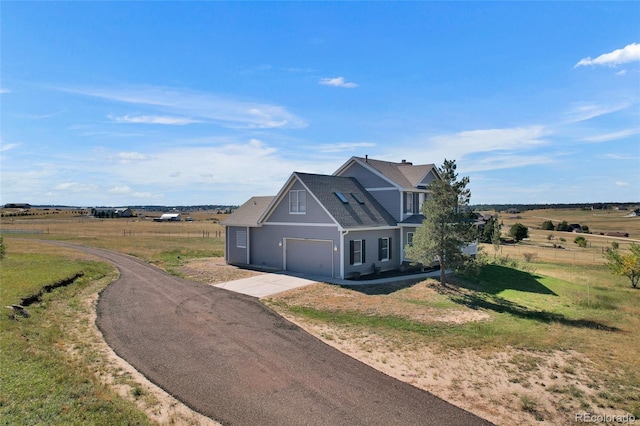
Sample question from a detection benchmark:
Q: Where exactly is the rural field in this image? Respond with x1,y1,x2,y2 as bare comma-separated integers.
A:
1,207,639,425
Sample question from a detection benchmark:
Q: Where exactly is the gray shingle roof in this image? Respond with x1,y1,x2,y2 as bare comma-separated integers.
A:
352,157,436,189
221,196,274,227
295,173,397,229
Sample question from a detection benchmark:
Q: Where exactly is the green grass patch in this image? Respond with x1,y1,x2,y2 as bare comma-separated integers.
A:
0,240,152,425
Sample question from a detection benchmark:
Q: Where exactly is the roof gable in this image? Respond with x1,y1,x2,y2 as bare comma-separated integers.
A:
335,156,438,189
294,173,397,229
221,196,274,227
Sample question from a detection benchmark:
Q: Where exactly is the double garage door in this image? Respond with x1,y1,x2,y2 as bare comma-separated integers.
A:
285,239,333,278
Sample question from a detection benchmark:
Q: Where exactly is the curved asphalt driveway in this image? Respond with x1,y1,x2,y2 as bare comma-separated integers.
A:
53,242,492,426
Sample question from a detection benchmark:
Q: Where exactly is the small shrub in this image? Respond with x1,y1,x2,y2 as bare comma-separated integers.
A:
574,236,587,248
522,252,538,263
520,394,538,413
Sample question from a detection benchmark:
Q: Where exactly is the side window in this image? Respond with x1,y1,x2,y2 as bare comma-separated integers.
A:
289,190,306,214
407,232,414,247
405,192,414,213
378,237,392,261
236,230,247,248
349,240,366,265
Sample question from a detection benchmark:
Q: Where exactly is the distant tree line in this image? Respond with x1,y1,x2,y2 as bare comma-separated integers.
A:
470,202,637,212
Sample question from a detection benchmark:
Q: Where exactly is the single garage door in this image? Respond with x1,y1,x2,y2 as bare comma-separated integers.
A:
285,239,333,277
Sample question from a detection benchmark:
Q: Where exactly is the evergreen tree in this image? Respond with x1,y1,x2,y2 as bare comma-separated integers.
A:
404,159,473,285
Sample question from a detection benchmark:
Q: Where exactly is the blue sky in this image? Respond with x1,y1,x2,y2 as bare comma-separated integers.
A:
1,2,639,207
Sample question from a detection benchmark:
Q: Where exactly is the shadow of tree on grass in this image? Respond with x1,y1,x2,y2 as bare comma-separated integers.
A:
460,264,557,295
450,292,620,332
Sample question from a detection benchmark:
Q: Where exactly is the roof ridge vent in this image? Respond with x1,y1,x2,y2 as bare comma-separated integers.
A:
400,159,413,165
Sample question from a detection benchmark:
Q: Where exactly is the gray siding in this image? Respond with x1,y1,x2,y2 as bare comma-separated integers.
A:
369,189,402,222
337,162,403,221
338,161,392,189
226,226,249,265
250,224,342,277
419,171,437,187
344,228,400,278
265,180,335,225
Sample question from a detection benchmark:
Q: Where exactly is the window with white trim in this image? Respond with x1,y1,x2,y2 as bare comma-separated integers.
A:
378,237,391,261
405,192,414,213
350,239,365,265
406,232,414,247
289,190,306,214
236,230,247,248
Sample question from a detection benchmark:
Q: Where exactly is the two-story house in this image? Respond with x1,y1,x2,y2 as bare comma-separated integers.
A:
222,156,441,279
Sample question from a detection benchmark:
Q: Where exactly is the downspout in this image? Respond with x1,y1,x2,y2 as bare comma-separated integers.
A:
340,229,349,280
246,226,250,265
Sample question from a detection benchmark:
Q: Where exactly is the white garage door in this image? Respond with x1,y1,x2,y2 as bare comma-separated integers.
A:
285,239,333,277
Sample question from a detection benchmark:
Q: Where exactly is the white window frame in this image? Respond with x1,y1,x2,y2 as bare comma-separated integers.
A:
352,239,363,265
379,237,390,262
289,190,306,214
405,192,414,213
406,232,414,247
236,230,247,248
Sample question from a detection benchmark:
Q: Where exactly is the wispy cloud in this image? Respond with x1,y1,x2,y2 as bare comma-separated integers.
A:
430,126,550,156
61,85,307,129
0,88,10,94
317,142,376,153
564,102,631,123
575,42,640,68
603,153,640,161
0,142,21,152
319,77,358,88
581,128,640,143
109,115,200,125
53,182,99,193
113,152,153,162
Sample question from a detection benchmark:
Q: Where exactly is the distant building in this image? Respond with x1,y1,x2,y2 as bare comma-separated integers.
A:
606,232,629,238
154,213,181,222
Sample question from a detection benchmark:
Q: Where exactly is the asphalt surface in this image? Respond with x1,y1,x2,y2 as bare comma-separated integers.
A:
53,242,493,426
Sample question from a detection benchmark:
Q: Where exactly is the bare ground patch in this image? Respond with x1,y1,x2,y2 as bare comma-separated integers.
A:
264,280,633,425
174,257,264,284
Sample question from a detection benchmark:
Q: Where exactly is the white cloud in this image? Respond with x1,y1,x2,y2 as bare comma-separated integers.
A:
0,88,10,94
430,126,550,157
108,186,132,194
616,69,628,76
317,142,376,153
53,182,99,193
319,77,359,88
62,85,307,129
110,115,200,125
614,181,629,186
564,102,631,123
581,128,640,143
603,153,639,160
113,152,152,162
575,42,640,68
0,142,21,152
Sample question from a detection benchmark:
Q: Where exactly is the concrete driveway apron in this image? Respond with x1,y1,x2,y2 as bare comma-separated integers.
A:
213,273,317,297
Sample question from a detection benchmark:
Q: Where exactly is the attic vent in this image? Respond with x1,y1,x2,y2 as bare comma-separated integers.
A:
351,193,365,204
334,192,349,204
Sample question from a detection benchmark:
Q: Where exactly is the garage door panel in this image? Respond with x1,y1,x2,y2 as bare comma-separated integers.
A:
286,239,333,277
